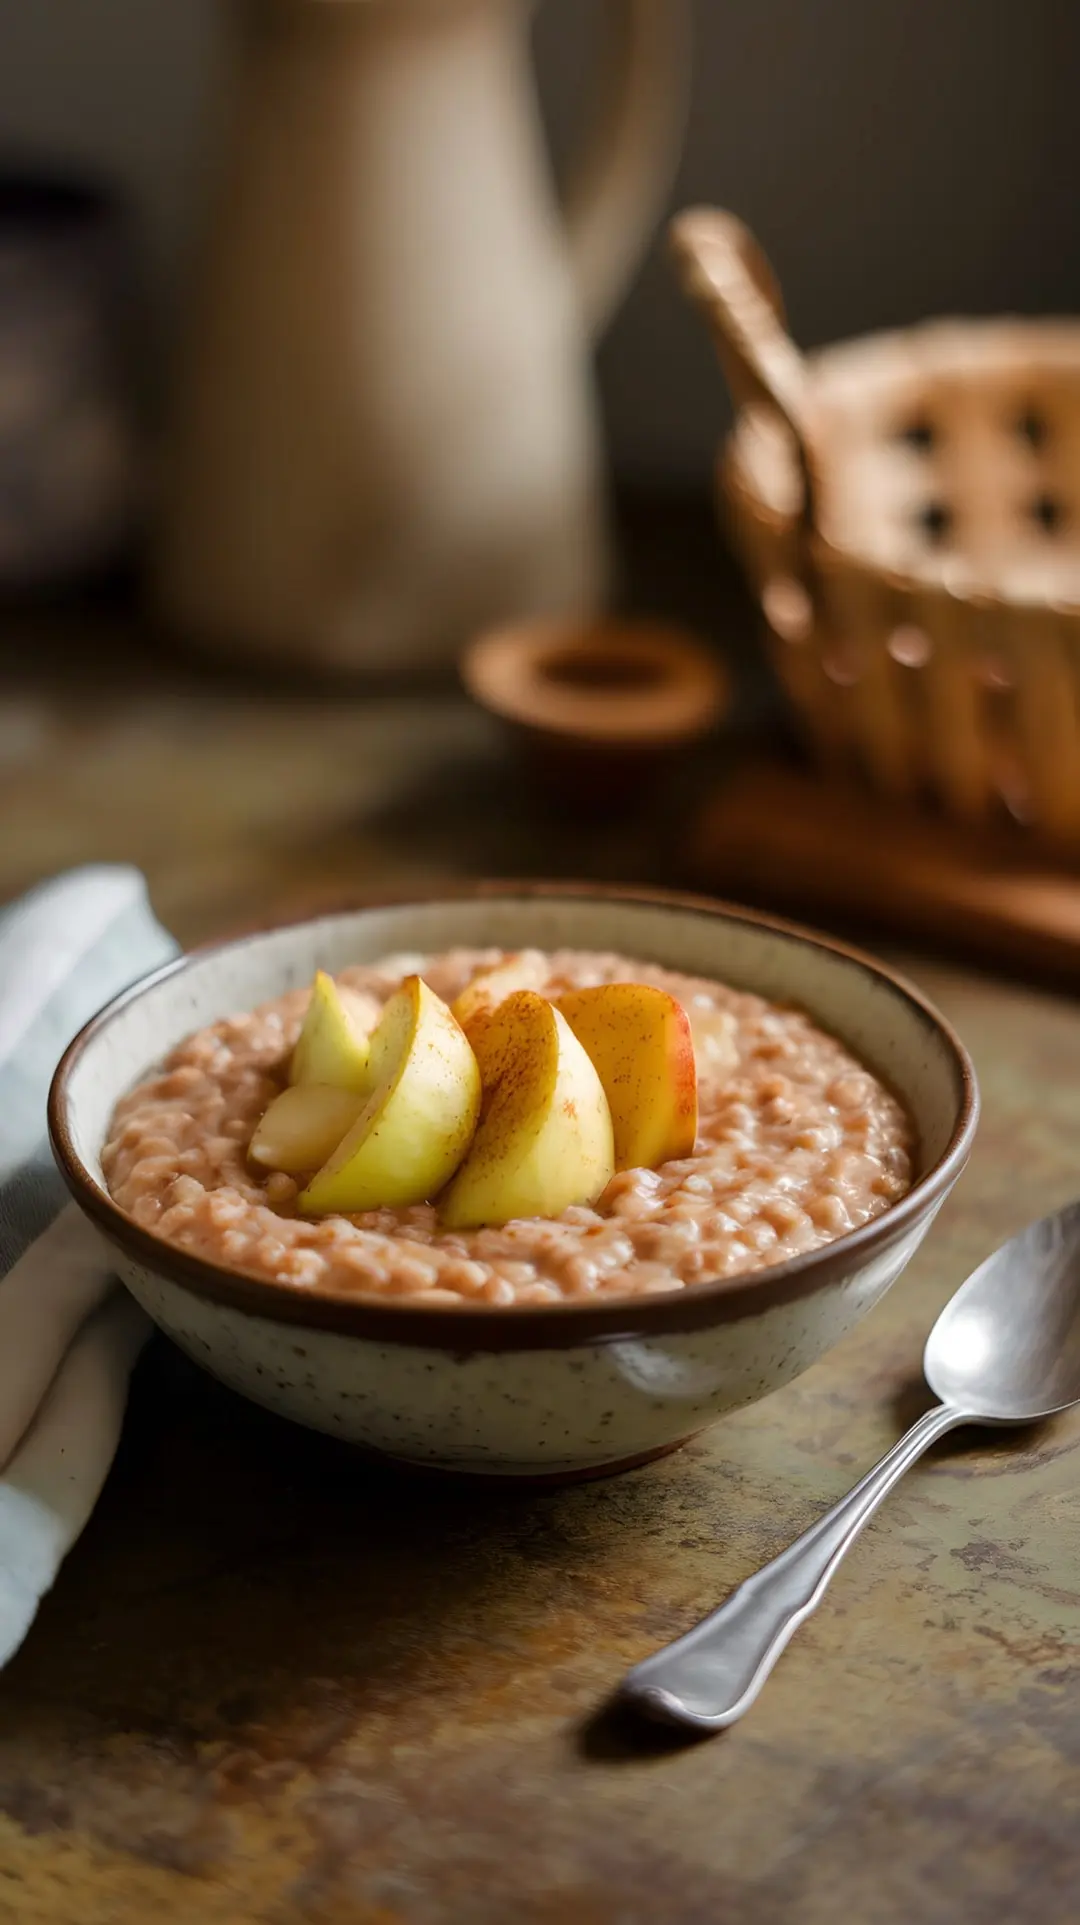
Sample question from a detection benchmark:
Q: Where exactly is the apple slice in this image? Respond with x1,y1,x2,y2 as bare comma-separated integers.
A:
289,971,377,1091
299,975,480,1215
439,990,614,1230
450,952,549,1041
556,983,698,1172
250,1085,366,1175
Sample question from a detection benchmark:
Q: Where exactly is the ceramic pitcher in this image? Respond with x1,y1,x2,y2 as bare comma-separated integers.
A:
152,0,689,674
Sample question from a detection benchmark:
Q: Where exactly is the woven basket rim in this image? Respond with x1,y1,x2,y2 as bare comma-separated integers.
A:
723,311,1080,620
722,445,1080,622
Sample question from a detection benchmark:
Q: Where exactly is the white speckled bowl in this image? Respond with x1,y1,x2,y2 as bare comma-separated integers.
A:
50,886,978,1481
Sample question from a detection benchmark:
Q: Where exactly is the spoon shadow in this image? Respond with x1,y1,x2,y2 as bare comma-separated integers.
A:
576,1693,715,1761
888,1377,1056,1466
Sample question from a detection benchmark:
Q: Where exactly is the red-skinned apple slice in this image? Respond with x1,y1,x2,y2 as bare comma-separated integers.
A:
439,990,614,1229
556,982,698,1171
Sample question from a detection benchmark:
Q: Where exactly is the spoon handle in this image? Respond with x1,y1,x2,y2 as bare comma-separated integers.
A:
619,1401,968,1733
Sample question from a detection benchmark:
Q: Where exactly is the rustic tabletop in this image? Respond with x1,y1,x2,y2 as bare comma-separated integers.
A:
1,572,1079,1924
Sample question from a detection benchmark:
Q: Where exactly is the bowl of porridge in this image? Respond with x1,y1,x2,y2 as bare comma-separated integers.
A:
49,885,977,1479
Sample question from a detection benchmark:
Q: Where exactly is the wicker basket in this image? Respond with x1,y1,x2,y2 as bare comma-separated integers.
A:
672,208,1080,847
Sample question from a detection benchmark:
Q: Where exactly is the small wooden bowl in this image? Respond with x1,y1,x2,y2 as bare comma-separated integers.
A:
461,618,728,807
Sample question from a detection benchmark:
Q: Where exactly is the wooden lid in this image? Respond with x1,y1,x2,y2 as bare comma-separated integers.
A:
461,619,727,750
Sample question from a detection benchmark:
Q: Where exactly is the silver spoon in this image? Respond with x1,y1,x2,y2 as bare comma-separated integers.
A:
618,1199,1080,1734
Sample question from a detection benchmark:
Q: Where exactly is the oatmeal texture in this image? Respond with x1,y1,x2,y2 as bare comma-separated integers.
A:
102,949,914,1308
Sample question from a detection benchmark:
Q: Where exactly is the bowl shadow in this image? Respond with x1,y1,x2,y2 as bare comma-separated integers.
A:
0,1339,722,1770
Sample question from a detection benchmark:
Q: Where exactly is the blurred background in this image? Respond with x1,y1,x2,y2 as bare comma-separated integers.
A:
2,0,1078,963
3,1,1077,476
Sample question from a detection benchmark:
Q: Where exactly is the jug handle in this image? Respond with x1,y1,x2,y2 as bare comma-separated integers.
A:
563,0,691,338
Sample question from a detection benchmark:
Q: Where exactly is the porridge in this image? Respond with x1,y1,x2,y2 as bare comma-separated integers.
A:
102,948,914,1308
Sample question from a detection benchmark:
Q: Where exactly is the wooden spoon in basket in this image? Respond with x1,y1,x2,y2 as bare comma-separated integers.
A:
669,207,822,536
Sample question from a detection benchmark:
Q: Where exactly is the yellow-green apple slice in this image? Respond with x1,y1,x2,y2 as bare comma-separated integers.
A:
450,952,549,1041
249,1085,366,1175
556,982,698,1171
439,990,614,1230
289,971,377,1091
299,976,480,1214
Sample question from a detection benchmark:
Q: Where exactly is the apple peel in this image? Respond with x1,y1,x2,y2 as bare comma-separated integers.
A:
439,989,614,1230
556,982,698,1172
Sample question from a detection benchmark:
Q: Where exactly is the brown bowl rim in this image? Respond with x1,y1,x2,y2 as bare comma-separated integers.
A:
48,881,979,1352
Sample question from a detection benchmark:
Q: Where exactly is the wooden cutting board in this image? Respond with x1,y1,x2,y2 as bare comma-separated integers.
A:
691,760,1080,987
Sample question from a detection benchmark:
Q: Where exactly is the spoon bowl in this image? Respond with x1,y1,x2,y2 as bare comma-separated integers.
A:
925,1199,1080,1422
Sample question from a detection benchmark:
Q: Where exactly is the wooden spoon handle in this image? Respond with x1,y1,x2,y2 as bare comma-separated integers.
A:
669,207,816,521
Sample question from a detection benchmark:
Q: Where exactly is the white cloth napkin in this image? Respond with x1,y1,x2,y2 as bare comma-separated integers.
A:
0,865,177,1665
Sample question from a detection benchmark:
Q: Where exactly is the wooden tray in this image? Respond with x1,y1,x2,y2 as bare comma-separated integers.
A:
690,759,1080,987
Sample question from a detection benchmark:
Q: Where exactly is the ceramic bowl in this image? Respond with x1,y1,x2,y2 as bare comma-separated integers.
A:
49,886,978,1481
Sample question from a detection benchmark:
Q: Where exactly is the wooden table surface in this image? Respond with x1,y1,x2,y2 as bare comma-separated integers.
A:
1,600,1079,1924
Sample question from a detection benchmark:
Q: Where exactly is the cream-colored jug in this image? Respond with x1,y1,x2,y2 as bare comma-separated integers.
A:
153,0,689,673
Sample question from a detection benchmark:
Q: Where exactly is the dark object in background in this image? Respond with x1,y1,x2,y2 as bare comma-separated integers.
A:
0,166,142,593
